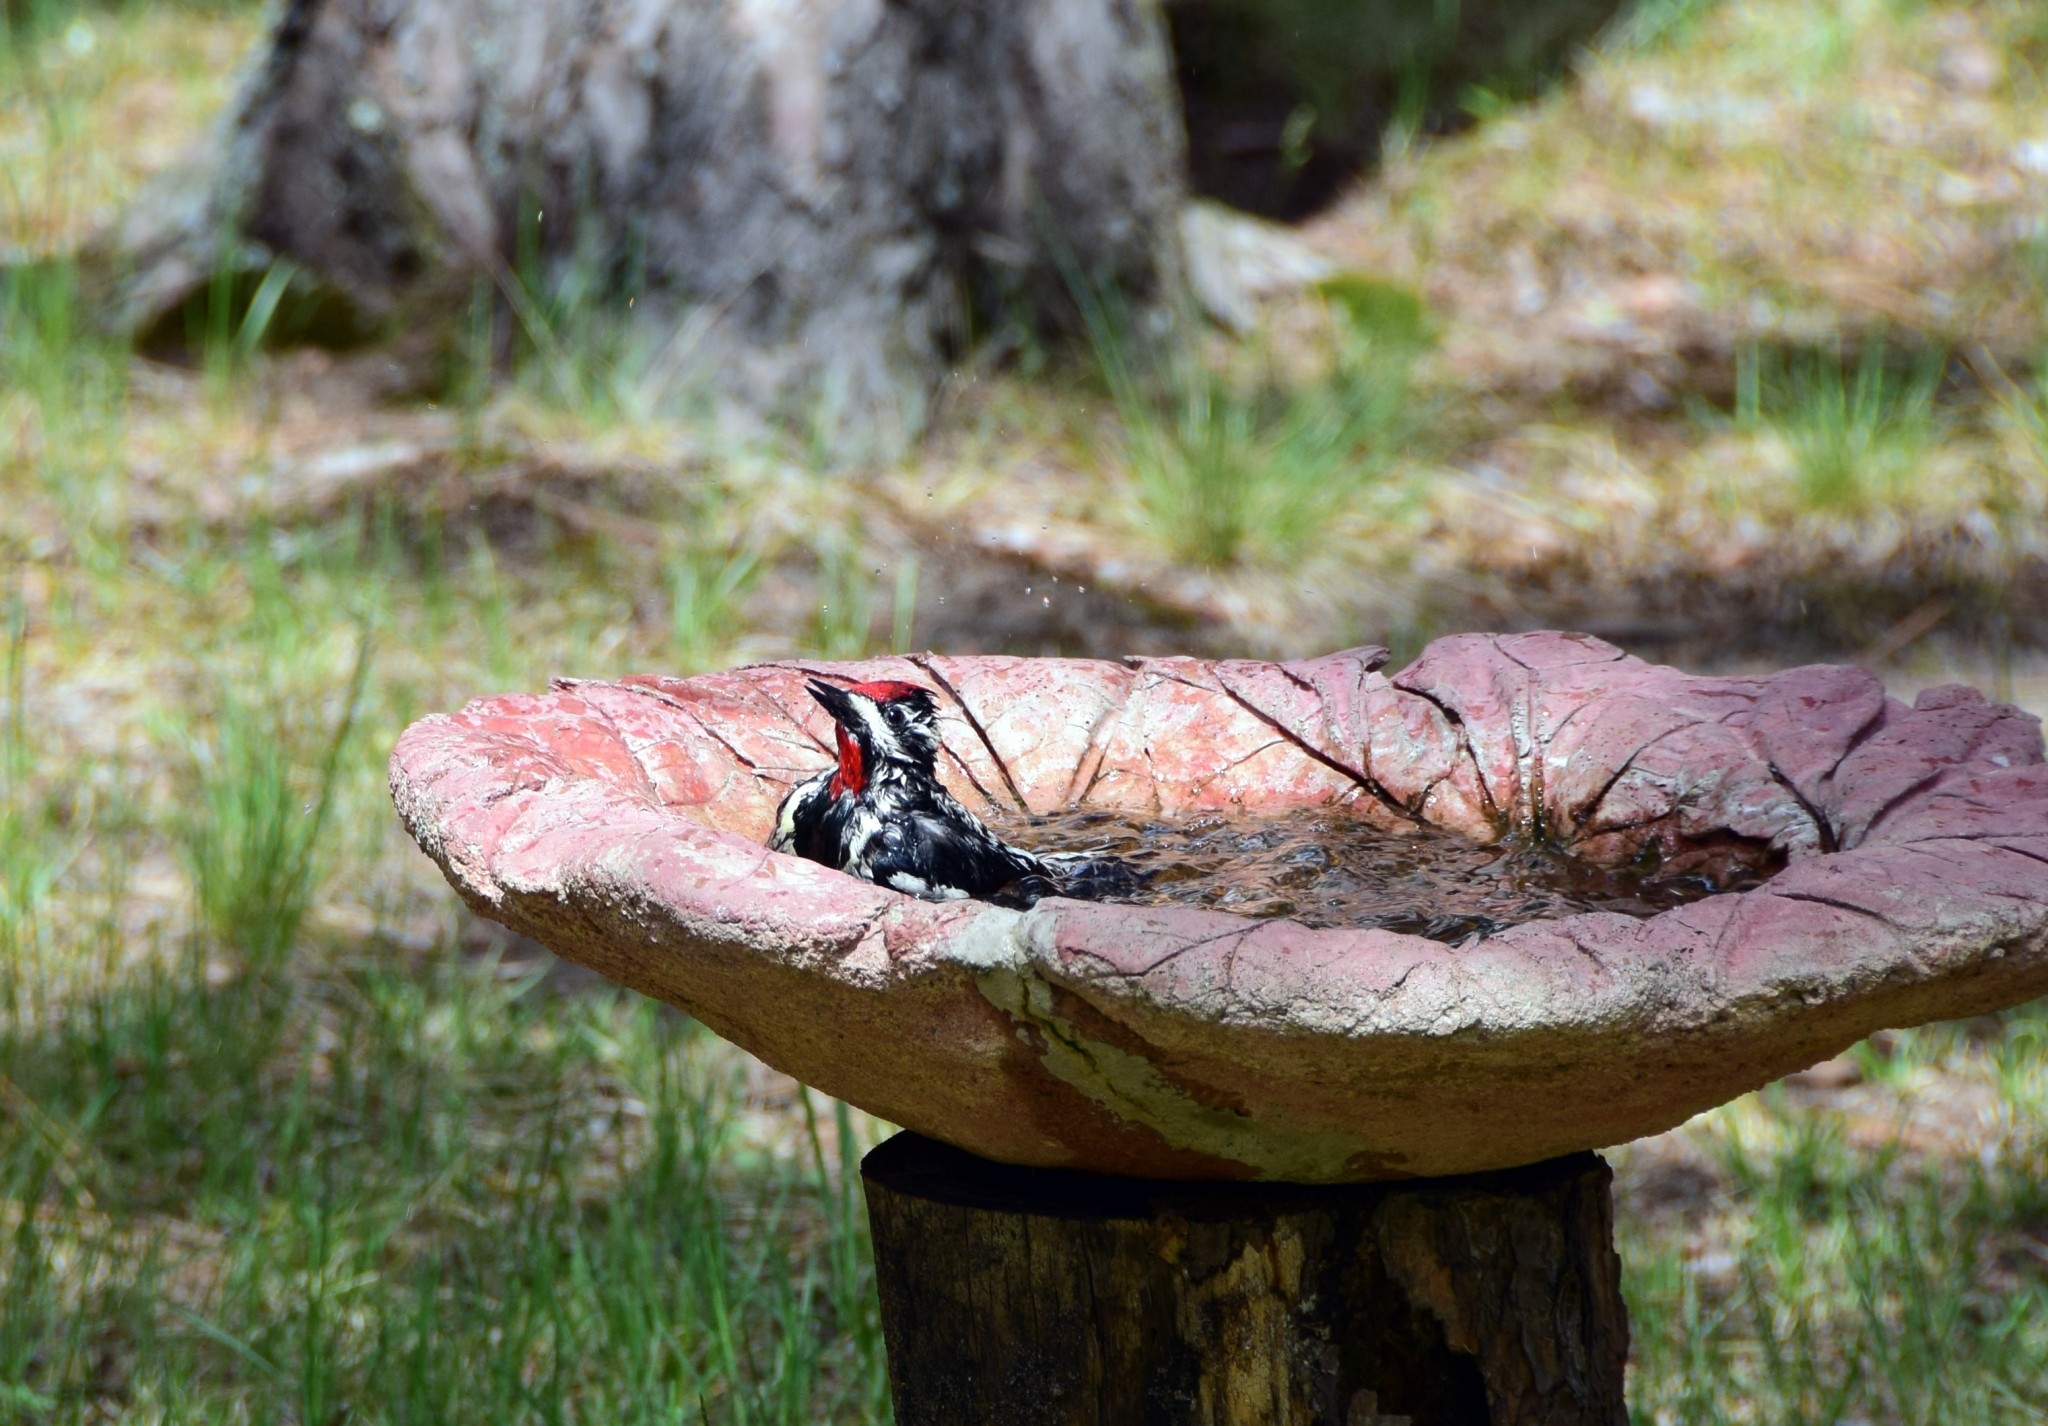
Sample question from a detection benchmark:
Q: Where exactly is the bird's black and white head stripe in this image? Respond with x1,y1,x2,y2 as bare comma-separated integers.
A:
802,678,941,785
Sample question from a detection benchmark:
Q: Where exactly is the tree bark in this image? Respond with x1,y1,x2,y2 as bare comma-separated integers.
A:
109,0,1187,445
862,1133,1629,1426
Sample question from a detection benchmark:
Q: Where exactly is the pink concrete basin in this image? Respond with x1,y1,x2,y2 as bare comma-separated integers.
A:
389,633,2048,1181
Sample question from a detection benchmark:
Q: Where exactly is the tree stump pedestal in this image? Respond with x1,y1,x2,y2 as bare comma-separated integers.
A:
861,1133,1629,1426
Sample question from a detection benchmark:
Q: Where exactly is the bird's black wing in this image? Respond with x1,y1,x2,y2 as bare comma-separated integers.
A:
863,807,1044,901
771,770,833,855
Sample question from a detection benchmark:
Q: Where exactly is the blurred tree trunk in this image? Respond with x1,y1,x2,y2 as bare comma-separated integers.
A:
109,0,1188,446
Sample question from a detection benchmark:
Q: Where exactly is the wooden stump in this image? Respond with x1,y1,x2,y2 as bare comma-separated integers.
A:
861,1133,1628,1426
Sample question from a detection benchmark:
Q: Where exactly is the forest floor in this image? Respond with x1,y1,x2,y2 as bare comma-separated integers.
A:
3,0,2047,1421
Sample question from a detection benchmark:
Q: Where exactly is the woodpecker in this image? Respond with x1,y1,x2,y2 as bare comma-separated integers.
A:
771,678,1139,908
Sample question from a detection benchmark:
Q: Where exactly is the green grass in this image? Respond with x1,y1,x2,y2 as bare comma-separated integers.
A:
0,938,890,1423
1087,288,1428,568
1731,341,1945,512
172,624,370,970
667,534,762,675
0,521,893,1423
497,250,683,429
804,531,916,662
2,0,260,257
1,259,129,557
1998,353,2048,488
1621,1024,2048,1424
0,205,899,1414
0,592,57,1015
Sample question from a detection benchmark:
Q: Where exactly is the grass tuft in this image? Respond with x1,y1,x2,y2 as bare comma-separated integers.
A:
1729,340,1944,512
667,526,761,673
1622,1004,2048,1425
0,946,892,1422
1999,352,2048,486
1,258,128,541
1087,291,1427,568
174,628,372,970
806,535,877,661
0,591,51,1009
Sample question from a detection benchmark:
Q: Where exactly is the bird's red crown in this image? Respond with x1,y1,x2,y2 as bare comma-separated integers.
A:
844,679,929,703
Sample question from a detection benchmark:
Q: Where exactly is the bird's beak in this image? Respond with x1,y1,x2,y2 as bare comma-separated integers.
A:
806,679,858,725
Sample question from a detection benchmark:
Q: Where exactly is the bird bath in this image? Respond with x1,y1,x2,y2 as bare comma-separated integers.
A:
390,632,2048,1423
390,631,2048,1183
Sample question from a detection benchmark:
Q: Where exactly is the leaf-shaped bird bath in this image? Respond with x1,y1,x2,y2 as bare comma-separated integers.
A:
389,632,2048,1183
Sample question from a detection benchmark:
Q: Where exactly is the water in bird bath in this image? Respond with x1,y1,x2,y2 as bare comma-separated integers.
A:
993,806,1762,944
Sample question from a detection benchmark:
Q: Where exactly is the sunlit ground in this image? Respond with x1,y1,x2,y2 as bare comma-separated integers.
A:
3,0,2046,1420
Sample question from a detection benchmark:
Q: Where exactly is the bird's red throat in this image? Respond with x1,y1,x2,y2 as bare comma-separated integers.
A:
828,724,866,797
